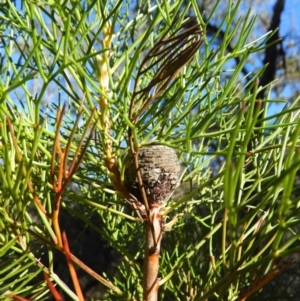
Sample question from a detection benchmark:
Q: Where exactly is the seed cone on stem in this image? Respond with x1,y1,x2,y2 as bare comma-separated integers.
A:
125,145,180,206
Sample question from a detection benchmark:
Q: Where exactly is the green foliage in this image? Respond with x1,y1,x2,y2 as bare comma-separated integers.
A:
1,0,300,300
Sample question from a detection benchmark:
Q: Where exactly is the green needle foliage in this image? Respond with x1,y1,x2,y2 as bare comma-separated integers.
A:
1,0,300,300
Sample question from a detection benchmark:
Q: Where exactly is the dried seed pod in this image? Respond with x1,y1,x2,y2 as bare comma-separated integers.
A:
125,145,180,206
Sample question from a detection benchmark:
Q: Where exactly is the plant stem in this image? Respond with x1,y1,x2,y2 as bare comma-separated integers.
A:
143,206,163,301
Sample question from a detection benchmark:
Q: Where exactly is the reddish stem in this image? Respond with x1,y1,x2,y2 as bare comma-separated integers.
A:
143,206,163,301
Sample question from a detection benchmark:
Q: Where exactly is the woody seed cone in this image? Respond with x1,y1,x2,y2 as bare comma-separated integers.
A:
125,145,180,206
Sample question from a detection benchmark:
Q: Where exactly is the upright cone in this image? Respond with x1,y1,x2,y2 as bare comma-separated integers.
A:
125,145,180,206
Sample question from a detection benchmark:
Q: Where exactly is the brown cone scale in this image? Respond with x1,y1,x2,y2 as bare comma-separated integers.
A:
125,145,180,206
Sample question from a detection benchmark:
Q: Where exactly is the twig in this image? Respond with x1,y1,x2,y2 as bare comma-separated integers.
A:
127,16,203,301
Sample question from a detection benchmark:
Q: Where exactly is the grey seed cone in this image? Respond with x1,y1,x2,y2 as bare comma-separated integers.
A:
125,145,180,205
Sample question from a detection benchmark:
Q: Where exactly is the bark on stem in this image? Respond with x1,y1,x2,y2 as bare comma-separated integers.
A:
143,206,163,301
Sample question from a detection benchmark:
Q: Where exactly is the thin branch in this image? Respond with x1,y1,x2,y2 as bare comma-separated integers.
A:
257,0,285,100
62,232,85,301
127,16,203,301
43,273,64,301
